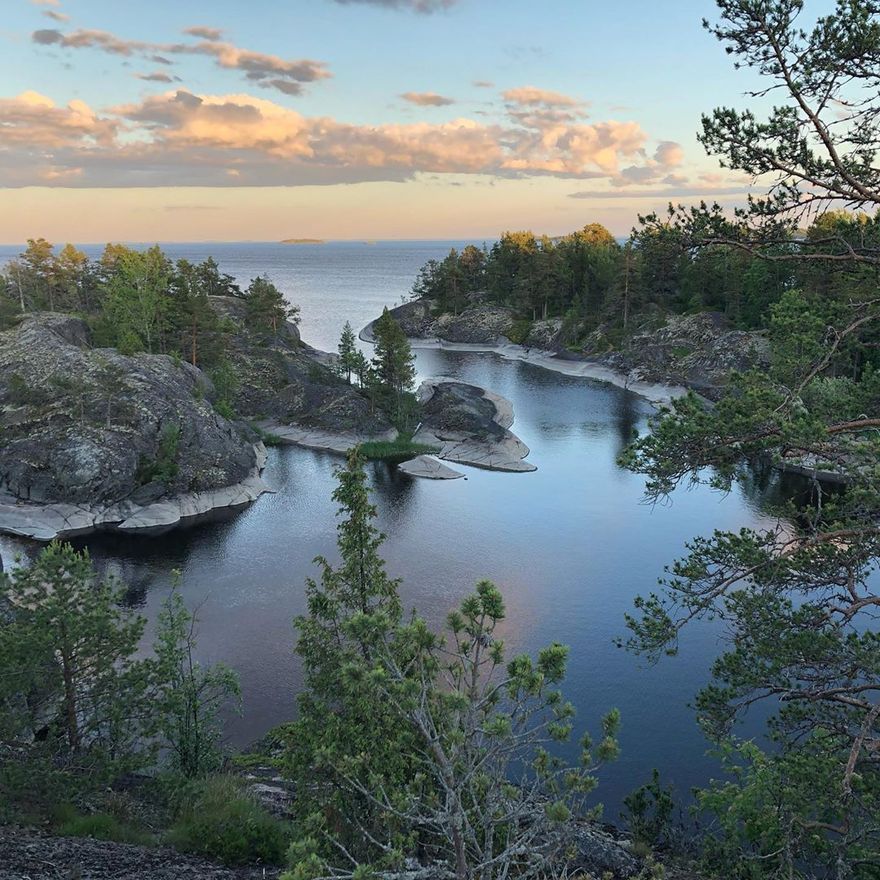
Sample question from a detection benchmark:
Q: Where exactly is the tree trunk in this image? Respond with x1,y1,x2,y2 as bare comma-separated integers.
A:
60,647,80,752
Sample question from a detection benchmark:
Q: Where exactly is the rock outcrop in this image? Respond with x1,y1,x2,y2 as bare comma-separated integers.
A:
414,380,535,473
212,296,392,436
364,299,766,402
585,311,770,400
361,300,517,346
0,314,269,540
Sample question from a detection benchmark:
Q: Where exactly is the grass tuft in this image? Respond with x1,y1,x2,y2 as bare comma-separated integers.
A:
356,437,439,462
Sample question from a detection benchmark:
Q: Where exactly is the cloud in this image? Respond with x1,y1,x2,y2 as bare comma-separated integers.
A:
0,87,669,188
401,91,455,106
32,28,148,54
503,86,582,108
0,92,116,184
30,27,332,96
136,71,180,83
43,10,69,21
183,25,224,40
30,0,60,6
330,0,457,12
654,140,683,168
473,80,493,88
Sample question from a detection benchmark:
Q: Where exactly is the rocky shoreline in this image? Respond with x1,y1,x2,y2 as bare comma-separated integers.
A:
361,299,770,405
0,303,546,542
0,444,270,542
360,313,685,406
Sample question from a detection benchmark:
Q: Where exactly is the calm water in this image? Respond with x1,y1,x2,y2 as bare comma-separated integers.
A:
0,241,780,817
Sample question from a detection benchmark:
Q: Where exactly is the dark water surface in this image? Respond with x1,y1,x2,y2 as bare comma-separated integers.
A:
0,241,780,817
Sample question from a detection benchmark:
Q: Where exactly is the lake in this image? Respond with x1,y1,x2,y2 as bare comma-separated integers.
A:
0,240,780,818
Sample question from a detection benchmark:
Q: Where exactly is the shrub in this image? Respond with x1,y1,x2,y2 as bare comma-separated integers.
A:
136,423,181,486
505,318,532,345
55,807,153,846
214,398,236,421
167,775,290,866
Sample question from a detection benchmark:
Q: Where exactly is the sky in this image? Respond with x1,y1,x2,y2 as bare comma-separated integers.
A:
0,0,802,243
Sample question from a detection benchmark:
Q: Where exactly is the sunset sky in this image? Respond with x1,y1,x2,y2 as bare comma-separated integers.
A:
0,0,790,243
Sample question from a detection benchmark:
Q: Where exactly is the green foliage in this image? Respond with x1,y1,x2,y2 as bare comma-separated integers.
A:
284,453,620,880
409,218,794,338
285,449,411,868
622,769,675,847
0,543,154,812
137,423,181,486
371,308,415,394
505,318,532,345
153,585,241,779
337,320,359,382
355,437,439,461
209,359,240,420
55,807,154,846
168,775,291,866
617,4,880,872
100,246,171,354
244,275,299,336
6,373,36,406
370,308,417,430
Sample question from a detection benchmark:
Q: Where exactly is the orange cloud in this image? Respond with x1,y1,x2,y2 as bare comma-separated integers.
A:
0,91,115,147
503,86,583,108
0,88,669,187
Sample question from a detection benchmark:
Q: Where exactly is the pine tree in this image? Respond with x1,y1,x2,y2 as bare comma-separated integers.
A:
371,308,415,396
153,585,240,778
283,459,620,880
337,321,358,383
285,450,416,867
244,276,300,336
0,543,152,783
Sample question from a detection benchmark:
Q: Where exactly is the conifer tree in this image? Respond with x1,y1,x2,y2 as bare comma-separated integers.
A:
0,543,153,785
337,321,358,383
284,456,620,880
371,308,415,396
244,276,299,336
285,449,415,867
153,585,241,779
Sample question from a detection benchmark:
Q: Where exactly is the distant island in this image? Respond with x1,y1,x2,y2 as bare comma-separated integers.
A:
280,238,325,244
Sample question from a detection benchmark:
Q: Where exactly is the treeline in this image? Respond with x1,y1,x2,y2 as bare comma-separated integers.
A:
412,211,880,337
0,238,298,369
